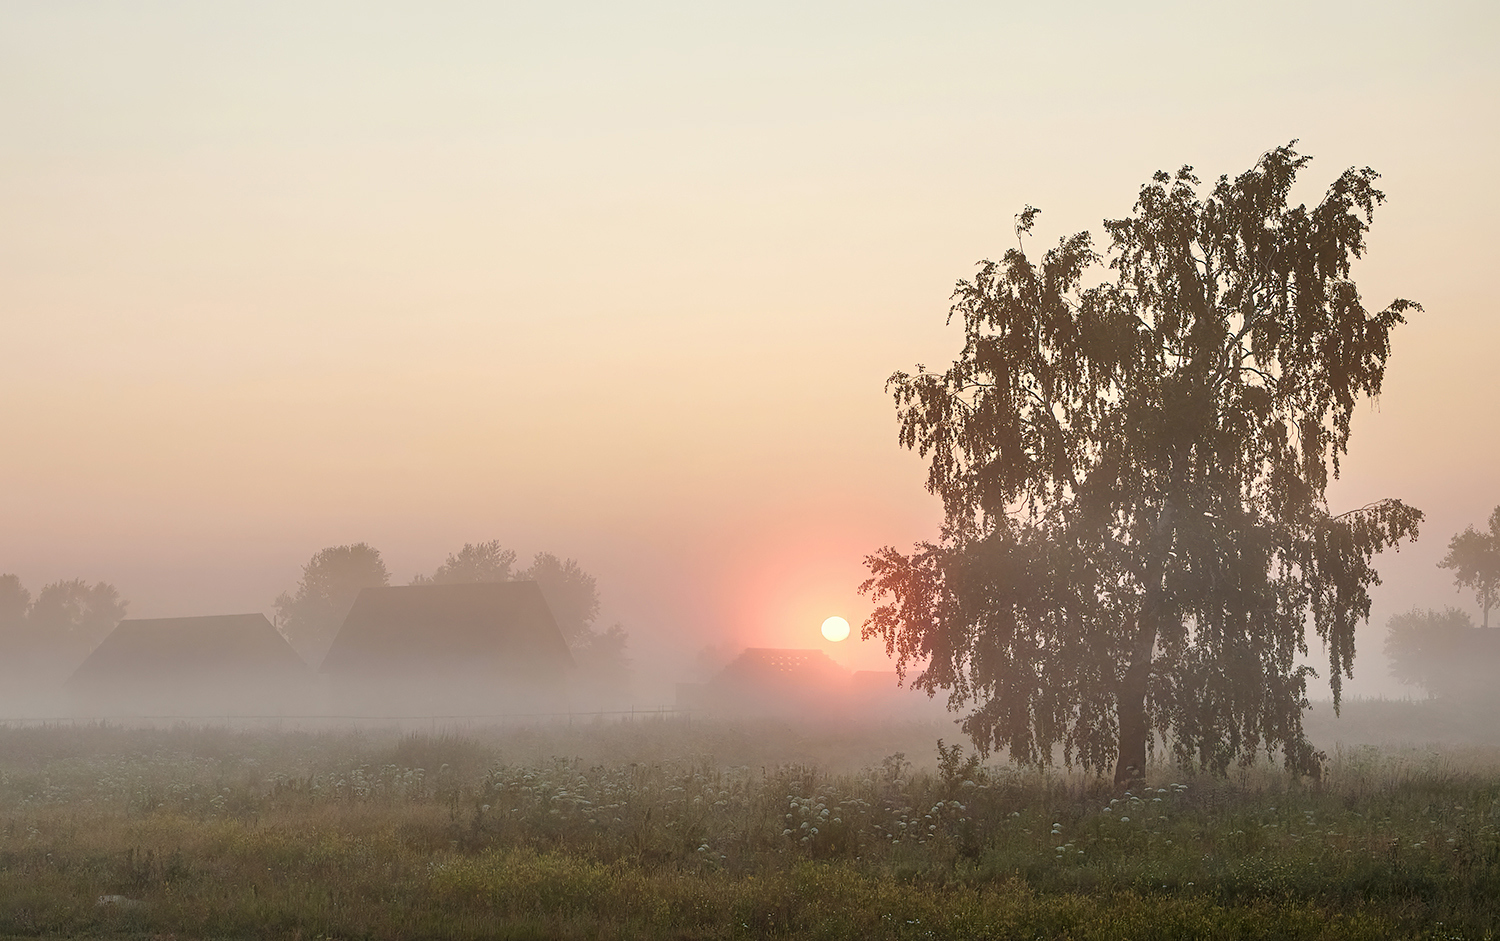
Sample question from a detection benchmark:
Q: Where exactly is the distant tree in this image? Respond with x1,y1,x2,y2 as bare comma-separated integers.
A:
862,144,1422,787
1439,506,1500,629
0,575,32,670
518,552,601,645
1384,607,1476,696
570,621,632,698
275,544,390,662
0,575,127,687
517,553,629,697
27,578,128,655
414,540,518,586
0,575,29,633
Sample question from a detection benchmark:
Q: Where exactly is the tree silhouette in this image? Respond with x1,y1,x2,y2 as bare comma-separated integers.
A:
518,552,601,645
28,578,128,654
1383,607,1478,698
1439,506,1500,628
862,144,1422,786
415,540,518,586
275,544,390,663
517,552,629,695
0,575,29,635
0,575,127,688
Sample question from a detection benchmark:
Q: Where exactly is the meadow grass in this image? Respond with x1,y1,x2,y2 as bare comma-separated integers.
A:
1,718,1497,939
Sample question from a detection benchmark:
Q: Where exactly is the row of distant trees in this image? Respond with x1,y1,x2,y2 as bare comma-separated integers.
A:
0,575,128,666
274,541,629,693
1384,505,1500,701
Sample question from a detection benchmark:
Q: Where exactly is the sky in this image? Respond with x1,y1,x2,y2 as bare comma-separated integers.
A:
2,1,1497,699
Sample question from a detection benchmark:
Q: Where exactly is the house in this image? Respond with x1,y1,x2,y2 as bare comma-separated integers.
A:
66,613,312,717
676,650,947,719
319,581,574,717
678,647,850,716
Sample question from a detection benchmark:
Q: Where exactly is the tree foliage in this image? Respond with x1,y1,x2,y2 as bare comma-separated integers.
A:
0,575,30,633
275,544,390,662
1383,607,1485,698
519,552,601,645
862,144,1422,784
416,540,519,586
0,574,128,681
1439,506,1500,628
27,578,128,652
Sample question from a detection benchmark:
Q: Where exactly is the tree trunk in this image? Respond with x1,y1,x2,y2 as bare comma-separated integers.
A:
1116,506,1172,790
1114,598,1160,789
1114,637,1152,791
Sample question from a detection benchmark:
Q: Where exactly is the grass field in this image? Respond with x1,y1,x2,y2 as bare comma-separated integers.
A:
1,715,1497,939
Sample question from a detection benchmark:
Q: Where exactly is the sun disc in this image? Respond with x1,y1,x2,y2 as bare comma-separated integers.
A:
821,616,850,642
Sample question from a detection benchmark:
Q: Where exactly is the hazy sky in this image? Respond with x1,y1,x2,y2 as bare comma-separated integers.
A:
3,1,1496,695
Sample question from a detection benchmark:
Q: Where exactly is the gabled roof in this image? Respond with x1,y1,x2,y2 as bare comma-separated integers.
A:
319,581,573,675
67,614,308,686
716,648,847,685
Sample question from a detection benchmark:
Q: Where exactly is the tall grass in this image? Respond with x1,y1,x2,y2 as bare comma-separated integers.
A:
1,719,1497,939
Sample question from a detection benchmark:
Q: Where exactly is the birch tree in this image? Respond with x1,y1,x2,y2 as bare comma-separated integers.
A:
862,144,1422,786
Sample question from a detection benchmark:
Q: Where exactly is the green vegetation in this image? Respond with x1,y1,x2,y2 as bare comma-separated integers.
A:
1,720,1497,939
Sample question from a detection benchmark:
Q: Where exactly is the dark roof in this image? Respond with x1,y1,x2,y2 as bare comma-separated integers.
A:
67,614,308,686
716,648,847,685
319,581,574,675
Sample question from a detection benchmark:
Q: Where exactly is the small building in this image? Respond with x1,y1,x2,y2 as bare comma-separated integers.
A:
678,647,850,716
66,614,312,718
677,650,947,719
319,581,574,717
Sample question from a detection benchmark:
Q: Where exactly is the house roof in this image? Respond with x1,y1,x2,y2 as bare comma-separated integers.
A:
67,613,309,686
715,648,847,685
319,581,574,675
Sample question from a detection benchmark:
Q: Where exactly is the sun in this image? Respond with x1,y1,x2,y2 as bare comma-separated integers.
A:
820,616,851,642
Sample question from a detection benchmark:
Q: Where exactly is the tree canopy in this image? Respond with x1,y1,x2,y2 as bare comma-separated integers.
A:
862,144,1422,786
519,552,601,646
0,574,128,686
27,579,128,651
274,543,390,663
1383,607,1485,699
1439,506,1500,628
416,540,519,586
0,575,29,632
